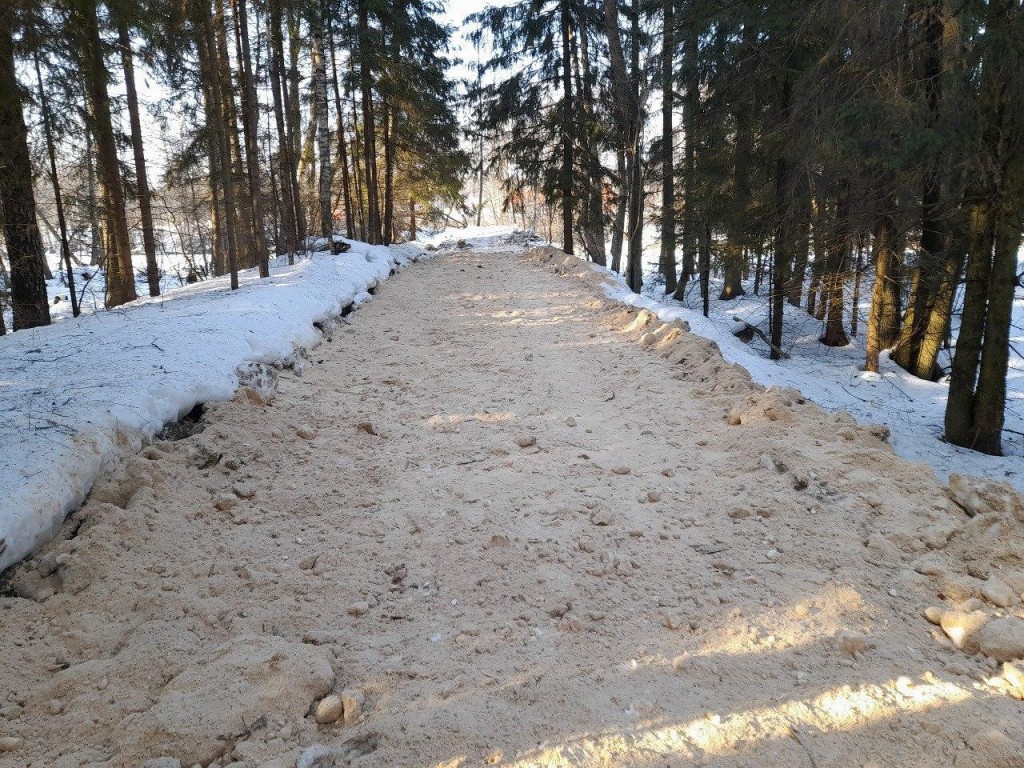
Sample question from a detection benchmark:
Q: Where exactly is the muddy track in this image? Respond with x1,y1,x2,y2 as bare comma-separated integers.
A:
1,247,1022,768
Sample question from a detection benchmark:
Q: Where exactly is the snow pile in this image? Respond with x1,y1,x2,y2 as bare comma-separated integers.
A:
0,238,424,572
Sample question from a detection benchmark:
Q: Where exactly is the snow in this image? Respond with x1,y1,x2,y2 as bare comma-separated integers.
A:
0,238,424,573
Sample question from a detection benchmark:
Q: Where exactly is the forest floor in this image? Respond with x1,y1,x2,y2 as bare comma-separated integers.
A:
2,243,1024,768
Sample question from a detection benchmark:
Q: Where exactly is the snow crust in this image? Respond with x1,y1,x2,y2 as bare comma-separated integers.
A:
0,239,423,572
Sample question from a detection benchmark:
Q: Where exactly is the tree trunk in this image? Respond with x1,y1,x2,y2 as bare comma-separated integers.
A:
358,0,382,244
821,181,850,347
231,0,270,276
32,49,78,318
698,216,711,317
559,1,574,255
659,0,676,293
579,25,605,265
74,0,137,308
673,18,698,302
118,23,160,297
382,104,395,244
85,127,101,266
865,212,899,372
945,198,993,445
945,0,1020,454
285,4,306,244
328,14,355,239
787,171,811,307
312,3,333,239
349,65,366,240
215,0,255,269
770,74,794,359
604,0,642,291
0,15,51,329
807,196,827,320
198,0,239,288
720,143,749,300
850,236,863,337
269,0,298,258
970,217,1019,454
915,245,963,379
610,149,627,272
893,0,946,378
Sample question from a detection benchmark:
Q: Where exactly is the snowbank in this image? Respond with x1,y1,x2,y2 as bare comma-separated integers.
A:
0,239,424,573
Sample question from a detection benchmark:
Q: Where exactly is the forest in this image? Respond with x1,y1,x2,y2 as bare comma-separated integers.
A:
0,0,466,315
1,0,1023,458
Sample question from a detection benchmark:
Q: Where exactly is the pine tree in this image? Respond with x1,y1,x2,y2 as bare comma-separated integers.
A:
0,0,51,329
469,0,602,257
71,0,138,308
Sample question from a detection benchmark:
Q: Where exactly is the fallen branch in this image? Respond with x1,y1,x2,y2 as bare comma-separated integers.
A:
730,317,790,360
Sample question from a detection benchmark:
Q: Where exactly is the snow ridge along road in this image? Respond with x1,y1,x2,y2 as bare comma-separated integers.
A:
1,242,1023,767
0,240,424,573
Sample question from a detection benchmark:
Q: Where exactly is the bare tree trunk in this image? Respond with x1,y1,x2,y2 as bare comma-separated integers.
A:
118,23,160,296
659,0,676,294
604,0,642,292
285,4,306,244
673,19,698,302
74,0,137,308
215,0,255,269
198,0,239,289
807,196,827,319
970,217,1019,454
232,0,270,276
699,216,710,317
559,0,574,255
0,17,51,329
382,105,395,244
770,74,794,359
328,14,355,239
269,0,299,259
85,127,101,267
865,212,899,372
850,235,864,337
32,49,78,318
312,2,333,239
578,26,605,265
358,0,381,244
787,172,811,307
893,0,947,378
821,181,850,347
945,0,1021,454
610,149,627,272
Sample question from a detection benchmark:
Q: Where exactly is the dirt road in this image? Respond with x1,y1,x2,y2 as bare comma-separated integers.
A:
2,244,1023,768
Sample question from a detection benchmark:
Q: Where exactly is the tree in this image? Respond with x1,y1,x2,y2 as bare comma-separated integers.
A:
658,0,676,294
117,19,160,296
0,0,51,329
603,0,644,292
944,0,1024,456
469,0,601,258
71,0,138,308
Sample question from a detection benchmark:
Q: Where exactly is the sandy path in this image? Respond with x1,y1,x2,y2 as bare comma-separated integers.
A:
2,246,1023,768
